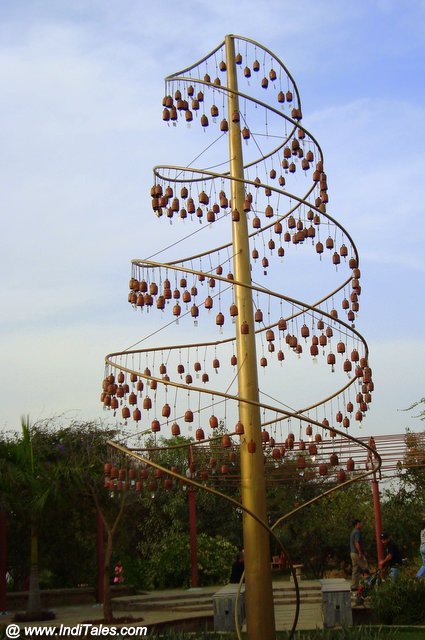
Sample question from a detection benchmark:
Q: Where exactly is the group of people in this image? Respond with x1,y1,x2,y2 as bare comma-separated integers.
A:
350,517,425,590
229,518,425,588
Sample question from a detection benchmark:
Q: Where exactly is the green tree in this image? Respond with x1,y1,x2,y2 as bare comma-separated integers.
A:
0,417,146,622
1,416,77,620
273,479,375,577
43,420,139,623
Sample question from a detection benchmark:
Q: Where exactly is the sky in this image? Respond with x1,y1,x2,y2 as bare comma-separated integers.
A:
1,0,425,440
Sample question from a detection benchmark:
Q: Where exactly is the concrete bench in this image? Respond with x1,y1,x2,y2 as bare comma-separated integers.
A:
213,583,245,631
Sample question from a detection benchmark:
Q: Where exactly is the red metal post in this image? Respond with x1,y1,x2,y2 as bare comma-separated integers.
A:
372,473,384,565
368,437,384,566
188,445,199,588
188,487,199,588
0,511,6,613
96,511,104,604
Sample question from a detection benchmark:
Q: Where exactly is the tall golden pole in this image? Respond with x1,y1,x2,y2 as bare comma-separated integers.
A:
225,34,276,639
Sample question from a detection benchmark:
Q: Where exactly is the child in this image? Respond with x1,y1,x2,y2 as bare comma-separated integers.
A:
114,561,124,584
355,568,372,604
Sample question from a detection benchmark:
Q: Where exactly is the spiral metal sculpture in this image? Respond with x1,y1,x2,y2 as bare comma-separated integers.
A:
101,35,379,639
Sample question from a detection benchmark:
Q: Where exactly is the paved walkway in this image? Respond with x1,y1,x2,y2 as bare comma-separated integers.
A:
1,579,329,634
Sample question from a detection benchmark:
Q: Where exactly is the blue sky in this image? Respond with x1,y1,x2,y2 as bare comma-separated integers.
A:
1,0,425,437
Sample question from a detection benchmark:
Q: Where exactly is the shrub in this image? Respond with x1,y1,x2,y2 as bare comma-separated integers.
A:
370,575,425,625
141,532,237,589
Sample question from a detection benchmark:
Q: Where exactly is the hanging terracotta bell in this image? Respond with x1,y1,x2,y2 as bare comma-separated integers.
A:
161,403,171,418
104,462,112,476
222,434,231,448
297,455,306,469
216,312,224,326
151,419,160,432
346,457,355,472
235,421,244,435
171,422,180,436
301,324,310,339
330,452,339,466
220,118,229,132
272,448,281,461
254,309,263,323
184,410,194,423
337,341,346,354
173,303,181,317
241,320,249,334
190,304,199,318
163,478,173,490
343,359,352,373
337,469,347,483
247,439,256,453
309,442,317,455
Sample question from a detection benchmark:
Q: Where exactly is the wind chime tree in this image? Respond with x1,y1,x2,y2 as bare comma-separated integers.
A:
101,35,376,639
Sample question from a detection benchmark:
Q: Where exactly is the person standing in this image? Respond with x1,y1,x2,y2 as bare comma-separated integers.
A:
350,518,368,589
114,561,124,584
416,519,425,578
229,551,245,583
379,531,402,580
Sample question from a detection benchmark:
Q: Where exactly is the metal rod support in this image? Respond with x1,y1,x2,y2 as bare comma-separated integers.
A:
225,33,276,640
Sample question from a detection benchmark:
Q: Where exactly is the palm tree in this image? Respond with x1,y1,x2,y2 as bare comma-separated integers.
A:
3,416,61,620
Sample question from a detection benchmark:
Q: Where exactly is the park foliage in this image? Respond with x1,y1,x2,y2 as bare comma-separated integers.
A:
0,412,424,598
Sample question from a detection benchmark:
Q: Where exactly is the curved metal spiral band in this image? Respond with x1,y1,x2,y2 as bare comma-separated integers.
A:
101,35,376,637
